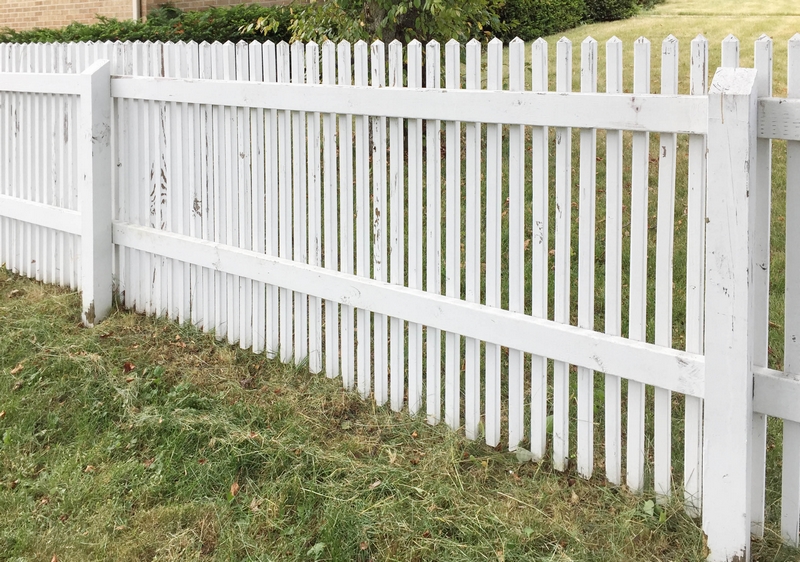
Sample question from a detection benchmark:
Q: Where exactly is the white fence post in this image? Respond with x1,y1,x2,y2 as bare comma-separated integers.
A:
703,66,758,562
79,59,112,327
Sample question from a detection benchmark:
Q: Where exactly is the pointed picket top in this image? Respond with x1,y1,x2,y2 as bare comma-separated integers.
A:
606,36,623,94
721,34,739,68
408,38,421,49
581,37,597,94
445,38,460,49
753,34,773,97
489,36,503,47
790,34,800,97
236,39,249,49
509,38,524,91
389,38,402,48
353,39,366,50
426,39,439,50
371,38,384,49
556,37,572,93
689,34,708,95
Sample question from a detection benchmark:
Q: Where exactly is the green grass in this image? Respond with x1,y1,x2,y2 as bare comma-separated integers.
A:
0,267,738,561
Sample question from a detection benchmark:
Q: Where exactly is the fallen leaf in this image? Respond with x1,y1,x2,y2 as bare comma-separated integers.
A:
10,362,24,375
570,491,579,505
360,541,369,550
422,530,432,538
411,431,418,438
410,458,420,466
8,289,22,298
368,480,381,490
51,555,58,562
125,377,134,383
99,332,113,339
84,465,96,473
9,480,19,489
239,376,255,389
12,381,23,391
114,525,126,531
143,458,154,468
249,497,263,512
340,420,352,430
230,481,240,497
515,448,534,464
198,458,207,465
122,362,135,374
0,411,5,419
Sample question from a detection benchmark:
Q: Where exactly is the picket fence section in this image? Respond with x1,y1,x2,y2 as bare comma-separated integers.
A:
2,35,800,560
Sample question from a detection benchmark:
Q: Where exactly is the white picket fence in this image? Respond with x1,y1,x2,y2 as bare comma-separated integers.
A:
1,35,800,560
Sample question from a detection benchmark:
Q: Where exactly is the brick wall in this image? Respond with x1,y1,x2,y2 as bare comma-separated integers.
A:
0,0,131,31
0,0,300,32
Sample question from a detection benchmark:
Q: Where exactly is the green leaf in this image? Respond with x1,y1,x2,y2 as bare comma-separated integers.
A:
307,542,326,559
515,447,534,463
642,499,655,516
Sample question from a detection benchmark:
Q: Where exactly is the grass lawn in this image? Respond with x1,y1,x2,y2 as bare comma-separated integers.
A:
0,268,717,561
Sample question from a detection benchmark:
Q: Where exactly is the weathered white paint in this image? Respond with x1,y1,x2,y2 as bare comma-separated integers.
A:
627,36,650,494
604,35,623,487
112,221,706,397
684,32,708,519
750,33,772,538
79,59,112,327
5,36,800,558
654,34,678,501
703,65,758,562
577,36,597,480
507,37,525,451
530,37,549,461
110,75,709,134
781,33,800,548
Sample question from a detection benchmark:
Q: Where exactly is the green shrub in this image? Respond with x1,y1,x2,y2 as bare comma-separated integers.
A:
584,0,637,22
0,3,293,44
286,0,501,44
493,0,586,41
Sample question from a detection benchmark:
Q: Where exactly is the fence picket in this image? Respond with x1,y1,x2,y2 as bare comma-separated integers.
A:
508,38,525,451
354,40,371,398
407,40,423,416
236,41,254,350
781,33,800,547
306,41,323,373
211,41,230,340
389,40,405,412
553,37,573,471
684,33,708,517
577,37,598,479
322,40,340,379
444,39,461,431
627,36,650,493
338,40,356,389
751,34,772,532
604,36,623,486
530,38,549,460
654,34,678,500
249,40,267,355
371,40,389,405
465,39,482,441
425,40,442,425
198,41,215,334
263,41,279,357
485,38,503,448
277,41,292,362
722,34,740,68
291,40,308,363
